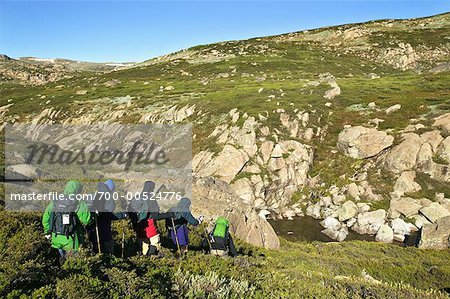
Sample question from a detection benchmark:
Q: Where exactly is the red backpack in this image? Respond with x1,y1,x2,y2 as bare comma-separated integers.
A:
136,218,158,238
144,218,158,238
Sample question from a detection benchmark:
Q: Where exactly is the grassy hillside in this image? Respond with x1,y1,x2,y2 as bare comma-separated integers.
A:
0,212,449,298
0,12,450,298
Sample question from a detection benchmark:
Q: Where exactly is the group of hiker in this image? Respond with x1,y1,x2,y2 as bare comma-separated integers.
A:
42,179,237,262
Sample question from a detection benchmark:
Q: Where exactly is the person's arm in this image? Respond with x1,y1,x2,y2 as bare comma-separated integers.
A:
183,212,199,226
152,211,175,220
137,211,149,222
228,235,237,257
76,201,91,225
42,202,54,234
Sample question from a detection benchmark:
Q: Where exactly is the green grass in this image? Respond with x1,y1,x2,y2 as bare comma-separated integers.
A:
0,211,449,298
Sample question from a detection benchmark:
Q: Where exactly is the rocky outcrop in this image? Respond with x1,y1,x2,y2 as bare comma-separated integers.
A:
418,216,450,249
337,126,394,159
195,145,249,183
375,224,394,243
192,176,280,249
419,202,450,223
381,133,422,174
194,109,314,212
393,171,421,197
433,112,450,134
352,209,386,235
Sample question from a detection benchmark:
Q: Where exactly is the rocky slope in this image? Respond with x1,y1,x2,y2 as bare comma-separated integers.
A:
0,54,134,85
1,13,450,249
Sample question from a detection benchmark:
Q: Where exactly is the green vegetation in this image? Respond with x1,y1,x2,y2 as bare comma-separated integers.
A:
0,212,449,298
1,12,450,298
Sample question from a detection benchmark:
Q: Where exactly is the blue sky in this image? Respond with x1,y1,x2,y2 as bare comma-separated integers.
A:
0,1,449,62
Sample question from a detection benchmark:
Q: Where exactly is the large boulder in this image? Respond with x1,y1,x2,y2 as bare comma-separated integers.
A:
375,224,394,243
337,200,358,222
419,202,450,223
337,126,394,159
391,218,418,242
382,133,422,174
393,171,422,197
420,130,443,153
389,197,422,218
433,112,450,134
418,216,450,249
6,164,42,179
321,216,341,231
353,209,386,235
436,136,450,163
192,176,280,249
196,145,249,183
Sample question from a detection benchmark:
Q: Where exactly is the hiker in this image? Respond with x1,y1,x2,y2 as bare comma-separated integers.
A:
129,181,174,256
166,197,203,255
202,217,237,257
42,180,91,263
86,180,127,255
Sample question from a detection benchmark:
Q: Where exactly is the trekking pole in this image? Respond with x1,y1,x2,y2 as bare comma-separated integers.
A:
121,220,126,259
204,227,218,254
94,212,102,254
171,217,182,259
204,227,213,253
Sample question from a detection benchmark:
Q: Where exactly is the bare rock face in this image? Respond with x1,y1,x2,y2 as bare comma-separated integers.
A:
6,164,42,179
436,137,450,163
196,144,249,183
419,202,450,223
192,176,280,249
352,209,386,235
375,224,394,243
389,197,422,219
381,133,422,174
393,171,422,197
418,216,450,249
433,112,450,134
337,126,393,159
337,200,358,222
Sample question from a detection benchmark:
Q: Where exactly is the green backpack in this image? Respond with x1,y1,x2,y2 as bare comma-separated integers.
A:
213,217,229,239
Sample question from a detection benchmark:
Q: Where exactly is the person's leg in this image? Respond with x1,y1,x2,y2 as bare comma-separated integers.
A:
58,248,66,264
102,240,114,255
140,238,150,256
177,225,189,254
92,242,99,254
148,234,160,256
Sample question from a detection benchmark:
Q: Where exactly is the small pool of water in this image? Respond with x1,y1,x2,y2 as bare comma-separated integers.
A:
269,216,377,243
269,216,420,246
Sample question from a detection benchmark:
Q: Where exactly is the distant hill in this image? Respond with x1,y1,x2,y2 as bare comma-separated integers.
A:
0,54,134,85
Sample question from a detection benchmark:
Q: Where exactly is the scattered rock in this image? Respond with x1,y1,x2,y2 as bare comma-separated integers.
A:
418,216,450,249
7,164,41,179
419,202,450,223
76,89,88,95
382,133,422,174
393,171,422,196
337,126,394,159
385,104,401,114
353,209,386,235
375,224,394,243
338,200,358,222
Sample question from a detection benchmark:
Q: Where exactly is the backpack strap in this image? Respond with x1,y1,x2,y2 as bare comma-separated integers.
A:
49,210,55,234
